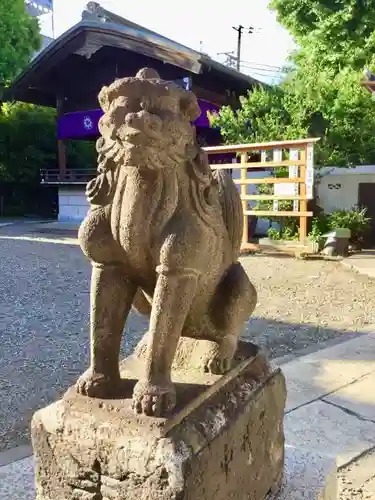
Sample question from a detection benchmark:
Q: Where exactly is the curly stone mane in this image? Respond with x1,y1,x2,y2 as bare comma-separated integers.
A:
85,68,242,255
87,70,218,220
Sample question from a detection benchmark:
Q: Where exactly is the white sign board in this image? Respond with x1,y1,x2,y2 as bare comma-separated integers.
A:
306,143,314,199
273,148,300,211
272,149,282,211
289,149,300,212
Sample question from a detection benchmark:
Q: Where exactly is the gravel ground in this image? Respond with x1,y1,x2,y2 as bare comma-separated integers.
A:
241,254,375,357
1,221,375,452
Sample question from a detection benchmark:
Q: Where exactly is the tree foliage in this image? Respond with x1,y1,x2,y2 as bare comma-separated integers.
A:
269,0,375,71
0,103,96,184
211,0,375,167
0,2,96,216
0,0,41,83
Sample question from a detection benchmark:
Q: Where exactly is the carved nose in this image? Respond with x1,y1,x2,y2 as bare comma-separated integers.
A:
125,111,162,137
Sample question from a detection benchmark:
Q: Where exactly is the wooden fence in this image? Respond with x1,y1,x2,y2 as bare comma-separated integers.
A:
203,138,320,247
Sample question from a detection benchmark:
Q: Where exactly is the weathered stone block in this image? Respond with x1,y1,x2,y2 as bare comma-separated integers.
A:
32,342,286,500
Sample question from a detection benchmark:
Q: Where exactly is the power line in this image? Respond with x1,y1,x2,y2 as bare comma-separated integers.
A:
250,70,284,79
241,66,287,76
242,68,293,78
240,60,285,71
249,73,285,83
245,68,285,79
245,70,284,82
239,62,287,74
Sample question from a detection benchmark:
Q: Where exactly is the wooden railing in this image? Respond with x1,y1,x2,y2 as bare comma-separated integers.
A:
40,169,97,184
203,138,320,246
40,138,319,247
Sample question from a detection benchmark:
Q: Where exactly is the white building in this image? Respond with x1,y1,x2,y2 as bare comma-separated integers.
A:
317,166,375,214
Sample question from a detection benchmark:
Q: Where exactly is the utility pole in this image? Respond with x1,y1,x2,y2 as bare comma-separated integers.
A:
232,25,254,72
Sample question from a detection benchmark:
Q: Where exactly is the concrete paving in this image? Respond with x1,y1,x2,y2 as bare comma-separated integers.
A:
281,332,375,498
275,446,337,500
324,371,375,421
0,456,34,500
1,333,375,499
34,221,81,237
283,333,375,412
0,445,32,467
285,400,375,468
342,250,375,279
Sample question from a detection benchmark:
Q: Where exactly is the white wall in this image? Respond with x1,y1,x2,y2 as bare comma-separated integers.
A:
58,188,89,222
317,166,375,213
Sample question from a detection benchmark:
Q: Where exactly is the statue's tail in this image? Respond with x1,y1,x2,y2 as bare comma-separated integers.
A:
212,169,244,259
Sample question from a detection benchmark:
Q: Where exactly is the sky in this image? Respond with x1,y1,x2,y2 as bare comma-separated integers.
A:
39,0,295,83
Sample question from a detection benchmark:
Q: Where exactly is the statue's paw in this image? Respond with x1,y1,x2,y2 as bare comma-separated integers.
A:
76,369,119,398
204,335,238,375
204,354,232,375
132,380,176,417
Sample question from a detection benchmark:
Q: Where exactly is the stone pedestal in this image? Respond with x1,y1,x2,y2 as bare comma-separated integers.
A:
31,341,286,500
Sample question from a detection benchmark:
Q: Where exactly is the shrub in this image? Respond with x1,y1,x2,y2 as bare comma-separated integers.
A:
268,207,371,247
328,207,371,240
267,225,299,241
308,207,371,245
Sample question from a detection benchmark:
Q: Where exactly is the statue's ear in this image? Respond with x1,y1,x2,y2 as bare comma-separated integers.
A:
180,93,201,122
98,86,110,112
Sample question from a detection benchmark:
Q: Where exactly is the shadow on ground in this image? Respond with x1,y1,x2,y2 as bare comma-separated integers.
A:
0,313,367,453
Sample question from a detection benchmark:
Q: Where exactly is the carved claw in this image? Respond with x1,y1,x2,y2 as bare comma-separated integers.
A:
204,354,233,375
76,368,120,399
132,380,176,417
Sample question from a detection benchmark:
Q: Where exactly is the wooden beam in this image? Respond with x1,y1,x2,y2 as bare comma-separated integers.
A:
203,137,321,154
362,80,375,93
57,141,67,179
233,177,304,185
299,148,308,244
56,97,67,180
240,153,249,245
244,210,313,217
210,160,306,170
190,85,229,106
242,195,307,201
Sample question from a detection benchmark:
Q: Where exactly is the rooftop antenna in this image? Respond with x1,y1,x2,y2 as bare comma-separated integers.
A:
218,51,237,69
51,1,55,38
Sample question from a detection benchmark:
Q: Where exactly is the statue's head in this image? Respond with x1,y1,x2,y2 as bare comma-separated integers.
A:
96,68,201,171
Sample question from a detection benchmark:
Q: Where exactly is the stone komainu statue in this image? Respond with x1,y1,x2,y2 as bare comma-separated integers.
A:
76,68,257,416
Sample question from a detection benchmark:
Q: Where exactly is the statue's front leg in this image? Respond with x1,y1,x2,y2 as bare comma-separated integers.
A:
76,263,137,398
133,269,198,416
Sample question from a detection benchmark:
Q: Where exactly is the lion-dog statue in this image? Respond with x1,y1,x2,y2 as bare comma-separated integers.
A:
76,68,257,416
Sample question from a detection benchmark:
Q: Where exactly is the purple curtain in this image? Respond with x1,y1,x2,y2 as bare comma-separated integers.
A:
57,99,219,140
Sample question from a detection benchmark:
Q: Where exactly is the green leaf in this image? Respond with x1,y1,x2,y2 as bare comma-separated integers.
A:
0,0,41,83
0,103,96,184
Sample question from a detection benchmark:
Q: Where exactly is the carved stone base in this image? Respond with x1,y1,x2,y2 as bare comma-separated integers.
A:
31,341,286,500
